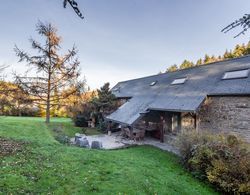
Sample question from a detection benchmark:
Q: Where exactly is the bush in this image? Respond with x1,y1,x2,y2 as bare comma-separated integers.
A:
51,125,70,144
74,114,88,127
67,102,94,127
81,128,87,134
177,131,250,194
97,120,108,132
55,135,70,144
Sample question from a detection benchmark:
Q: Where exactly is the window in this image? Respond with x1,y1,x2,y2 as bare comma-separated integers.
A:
150,81,157,86
171,113,181,134
171,77,187,85
222,69,249,80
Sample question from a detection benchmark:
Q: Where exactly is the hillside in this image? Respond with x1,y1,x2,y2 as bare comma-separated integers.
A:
0,117,217,194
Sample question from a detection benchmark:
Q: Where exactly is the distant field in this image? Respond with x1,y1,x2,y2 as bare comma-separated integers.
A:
0,117,217,194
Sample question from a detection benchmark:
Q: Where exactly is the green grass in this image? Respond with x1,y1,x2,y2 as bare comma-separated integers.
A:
0,116,100,141
48,118,101,137
0,116,217,194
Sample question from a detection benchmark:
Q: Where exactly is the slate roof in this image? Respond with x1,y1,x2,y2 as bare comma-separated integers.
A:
106,55,250,125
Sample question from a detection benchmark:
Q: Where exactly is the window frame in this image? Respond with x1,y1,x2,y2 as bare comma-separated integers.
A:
150,81,157,86
171,77,187,85
222,69,249,80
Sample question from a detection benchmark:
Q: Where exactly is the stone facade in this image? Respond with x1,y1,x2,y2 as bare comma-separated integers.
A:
181,113,196,132
114,96,250,143
197,96,250,142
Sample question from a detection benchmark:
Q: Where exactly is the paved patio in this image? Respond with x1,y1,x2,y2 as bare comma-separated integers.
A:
71,132,180,155
120,136,180,155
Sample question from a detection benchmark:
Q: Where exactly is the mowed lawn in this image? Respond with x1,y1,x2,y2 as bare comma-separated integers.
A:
0,117,217,194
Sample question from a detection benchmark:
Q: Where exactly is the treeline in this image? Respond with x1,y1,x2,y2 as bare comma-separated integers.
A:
0,80,87,117
0,81,35,116
166,42,250,72
0,79,117,130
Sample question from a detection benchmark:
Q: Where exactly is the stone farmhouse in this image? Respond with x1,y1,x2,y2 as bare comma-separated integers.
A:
106,55,250,143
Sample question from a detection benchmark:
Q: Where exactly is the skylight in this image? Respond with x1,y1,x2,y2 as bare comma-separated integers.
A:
222,69,249,80
171,78,187,85
150,81,157,86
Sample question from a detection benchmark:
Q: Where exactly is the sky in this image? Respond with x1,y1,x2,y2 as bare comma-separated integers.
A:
0,0,250,89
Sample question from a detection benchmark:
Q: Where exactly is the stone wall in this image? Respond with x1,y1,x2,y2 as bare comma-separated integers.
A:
197,96,250,142
181,113,196,133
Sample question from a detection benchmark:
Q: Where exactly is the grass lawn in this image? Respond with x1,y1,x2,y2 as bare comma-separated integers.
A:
48,118,101,137
0,116,217,194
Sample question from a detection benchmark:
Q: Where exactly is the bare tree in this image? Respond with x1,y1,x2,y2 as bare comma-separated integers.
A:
14,21,82,123
63,0,84,19
222,14,250,38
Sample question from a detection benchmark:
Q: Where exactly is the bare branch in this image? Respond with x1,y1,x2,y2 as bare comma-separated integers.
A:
222,14,250,38
64,0,84,19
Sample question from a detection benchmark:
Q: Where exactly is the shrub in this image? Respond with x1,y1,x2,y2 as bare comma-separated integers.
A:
177,131,250,194
81,128,87,134
51,125,70,144
55,135,70,144
97,120,108,132
74,114,88,127
67,102,94,127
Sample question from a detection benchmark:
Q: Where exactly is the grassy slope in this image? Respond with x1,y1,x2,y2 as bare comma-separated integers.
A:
0,117,217,194
47,118,101,137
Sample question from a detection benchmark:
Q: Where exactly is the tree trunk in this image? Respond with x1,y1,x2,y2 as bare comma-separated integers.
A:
46,99,50,123
46,72,51,123
17,104,21,117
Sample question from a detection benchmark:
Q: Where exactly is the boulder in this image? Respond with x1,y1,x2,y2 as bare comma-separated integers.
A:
75,133,86,142
91,141,103,149
76,137,89,148
75,134,81,143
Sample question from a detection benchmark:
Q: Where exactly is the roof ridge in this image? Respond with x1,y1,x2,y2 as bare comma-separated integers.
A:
118,54,250,84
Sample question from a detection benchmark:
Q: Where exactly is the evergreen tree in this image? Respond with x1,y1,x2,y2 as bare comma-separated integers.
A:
223,50,234,59
166,64,178,72
210,55,217,63
217,55,223,61
179,60,194,69
91,83,116,123
244,41,250,55
232,44,245,57
164,42,250,73
203,54,212,64
196,58,203,66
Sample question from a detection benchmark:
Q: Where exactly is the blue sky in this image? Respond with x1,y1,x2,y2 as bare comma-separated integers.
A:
0,0,250,89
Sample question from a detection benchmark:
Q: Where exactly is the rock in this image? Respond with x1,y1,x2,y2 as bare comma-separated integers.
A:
76,137,89,148
79,139,90,148
91,141,103,149
75,133,86,142
75,134,81,143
